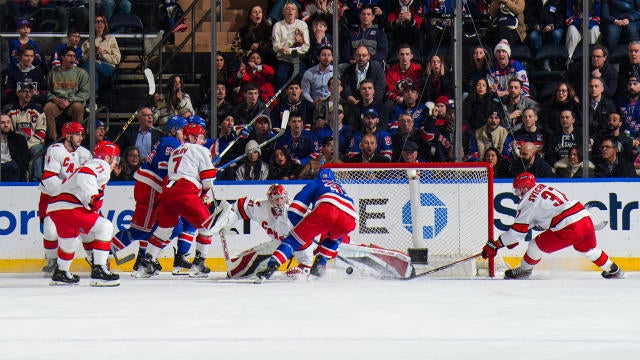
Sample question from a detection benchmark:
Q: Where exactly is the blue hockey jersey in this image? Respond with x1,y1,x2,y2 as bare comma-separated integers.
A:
288,179,357,227
133,136,181,192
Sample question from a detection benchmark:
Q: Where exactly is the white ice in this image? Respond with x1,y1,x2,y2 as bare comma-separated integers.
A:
0,270,638,360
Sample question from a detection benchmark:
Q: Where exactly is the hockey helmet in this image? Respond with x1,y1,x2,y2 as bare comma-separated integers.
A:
61,121,85,138
183,123,206,139
513,172,536,198
93,140,121,164
267,184,288,216
317,168,335,181
188,115,206,128
166,115,188,133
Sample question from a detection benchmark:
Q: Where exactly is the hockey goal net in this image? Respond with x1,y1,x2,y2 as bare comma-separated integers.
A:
327,163,498,277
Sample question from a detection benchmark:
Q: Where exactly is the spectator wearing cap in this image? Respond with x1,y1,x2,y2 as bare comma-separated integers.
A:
422,54,454,104
301,46,334,104
0,114,29,182
51,30,83,69
2,81,46,181
392,112,431,163
465,109,511,162
4,44,48,106
501,78,539,130
274,111,321,166
348,108,392,161
43,46,90,140
388,82,428,134
347,133,390,163
487,39,530,98
618,75,640,140
385,44,424,105
8,19,43,67
81,120,109,149
399,140,424,163
272,79,315,130
236,140,269,180
341,46,386,106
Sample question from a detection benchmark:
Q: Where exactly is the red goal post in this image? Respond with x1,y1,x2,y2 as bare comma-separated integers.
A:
326,162,496,277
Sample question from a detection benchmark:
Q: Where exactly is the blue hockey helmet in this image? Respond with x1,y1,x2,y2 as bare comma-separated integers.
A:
317,168,335,181
187,115,206,128
166,115,188,132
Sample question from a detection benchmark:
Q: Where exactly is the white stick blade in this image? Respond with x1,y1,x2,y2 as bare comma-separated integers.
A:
144,68,155,95
280,110,290,130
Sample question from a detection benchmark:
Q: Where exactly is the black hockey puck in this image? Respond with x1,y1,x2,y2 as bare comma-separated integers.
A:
346,267,353,274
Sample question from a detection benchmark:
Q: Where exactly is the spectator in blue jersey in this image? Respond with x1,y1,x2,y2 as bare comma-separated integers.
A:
50,30,82,69
601,0,640,56
565,1,601,65
274,111,320,166
8,19,43,67
347,133,389,163
465,109,510,162
510,142,555,178
348,108,392,161
298,136,340,179
272,80,315,130
388,82,428,134
313,102,353,159
618,75,640,140
487,39,530,98
340,5,389,64
506,107,545,157
3,45,47,106
420,95,452,161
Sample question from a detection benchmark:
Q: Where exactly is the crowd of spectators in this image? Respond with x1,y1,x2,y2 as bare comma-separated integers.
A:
3,0,640,182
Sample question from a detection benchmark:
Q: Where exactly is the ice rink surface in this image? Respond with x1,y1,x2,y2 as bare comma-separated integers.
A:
0,269,638,360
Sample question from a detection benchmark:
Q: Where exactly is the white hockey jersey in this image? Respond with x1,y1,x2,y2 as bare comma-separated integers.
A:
167,142,216,190
500,183,590,246
233,197,292,242
39,143,92,196
47,158,112,212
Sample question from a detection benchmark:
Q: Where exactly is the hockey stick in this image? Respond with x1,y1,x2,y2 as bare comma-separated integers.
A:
109,244,137,265
218,110,290,171
213,57,300,165
407,253,483,280
113,69,156,143
219,229,233,277
585,204,609,231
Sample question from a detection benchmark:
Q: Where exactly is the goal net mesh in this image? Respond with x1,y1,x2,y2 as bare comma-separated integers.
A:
328,163,501,277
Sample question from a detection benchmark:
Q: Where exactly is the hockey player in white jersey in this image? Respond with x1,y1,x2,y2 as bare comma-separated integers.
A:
211,184,315,279
39,121,92,275
48,141,121,286
137,123,218,278
482,172,624,279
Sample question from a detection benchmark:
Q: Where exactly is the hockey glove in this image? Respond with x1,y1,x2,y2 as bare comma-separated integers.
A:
201,187,216,205
89,190,105,213
211,200,238,234
482,238,504,259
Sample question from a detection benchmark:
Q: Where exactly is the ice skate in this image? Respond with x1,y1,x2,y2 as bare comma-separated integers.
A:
309,256,326,278
504,266,533,279
602,263,625,279
255,262,279,283
42,258,57,276
50,266,80,286
172,250,192,275
132,254,157,278
285,264,311,280
188,251,210,278
90,264,120,287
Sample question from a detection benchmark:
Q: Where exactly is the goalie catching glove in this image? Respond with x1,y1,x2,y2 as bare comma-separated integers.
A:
210,200,238,234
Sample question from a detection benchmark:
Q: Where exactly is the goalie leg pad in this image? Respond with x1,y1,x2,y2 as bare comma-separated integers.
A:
339,243,413,279
229,241,279,278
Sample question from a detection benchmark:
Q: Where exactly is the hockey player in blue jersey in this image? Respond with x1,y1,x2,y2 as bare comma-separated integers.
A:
256,168,357,281
110,115,187,276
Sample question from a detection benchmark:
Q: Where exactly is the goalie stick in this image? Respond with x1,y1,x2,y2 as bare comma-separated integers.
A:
213,57,300,165
218,110,290,171
406,253,483,279
219,229,233,277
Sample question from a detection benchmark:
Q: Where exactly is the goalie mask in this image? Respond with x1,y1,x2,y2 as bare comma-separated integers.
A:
267,184,288,217
513,172,536,199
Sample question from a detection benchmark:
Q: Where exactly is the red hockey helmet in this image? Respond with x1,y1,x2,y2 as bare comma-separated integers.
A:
183,123,206,139
93,140,121,163
267,184,288,216
61,121,85,138
513,172,536,198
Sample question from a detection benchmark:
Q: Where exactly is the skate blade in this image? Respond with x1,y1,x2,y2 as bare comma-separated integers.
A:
49,280,79,286
90,279,121,287
188,272,210,278
172,268,191,276
131,271,154,279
